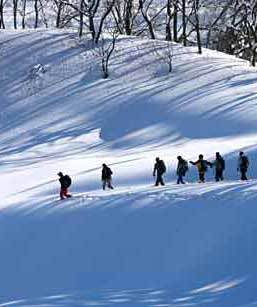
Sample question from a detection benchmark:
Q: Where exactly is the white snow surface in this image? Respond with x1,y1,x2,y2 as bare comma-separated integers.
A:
1,29,257,306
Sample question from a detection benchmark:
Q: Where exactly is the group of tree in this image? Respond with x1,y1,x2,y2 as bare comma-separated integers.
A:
1,0,257,66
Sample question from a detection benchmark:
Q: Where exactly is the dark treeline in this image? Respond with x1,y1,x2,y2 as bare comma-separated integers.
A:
1,0,257,66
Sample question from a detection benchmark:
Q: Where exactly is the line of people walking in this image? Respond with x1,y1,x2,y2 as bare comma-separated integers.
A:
57,151,250,200
154,151,249,186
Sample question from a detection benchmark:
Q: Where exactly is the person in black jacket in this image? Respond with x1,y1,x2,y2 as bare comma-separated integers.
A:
237,151,249,180
102,164,114,190
177,156,188,184
153,157,166,186
212,152,225,182
58,172,72,200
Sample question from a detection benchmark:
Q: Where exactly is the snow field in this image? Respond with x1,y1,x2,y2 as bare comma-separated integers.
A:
1,30,257,306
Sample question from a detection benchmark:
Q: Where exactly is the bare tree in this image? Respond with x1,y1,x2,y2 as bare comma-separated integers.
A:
176,0,202,53
93,30,118,78
192,0,202,54
153,41,174,73
231,0,257,66
95,0,116,43
181,0,187,46
112,0,139,35
62,0,101,40
21,0,27,29
165,0,172,41
39,0,49,27
54,0,64,27
138,0,156,39
13,0,18,29
124,0,133,34
79,0,85,37
173,0,178,42
0,0,5,29
87,0,101,40
111,0,123,33
205,0,233,48
165,0,179,42
34,0,39,28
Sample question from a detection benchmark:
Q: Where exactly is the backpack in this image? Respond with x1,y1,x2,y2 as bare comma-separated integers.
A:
108,168,113,176
182,160,189,173
159,160,166,174
200,160,208,172
106,167,113,177
178,160,188,176
63,175,72,188
217,157,225,170
241,156,249,168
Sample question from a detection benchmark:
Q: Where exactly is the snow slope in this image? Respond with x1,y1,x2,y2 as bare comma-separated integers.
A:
1,29,257,306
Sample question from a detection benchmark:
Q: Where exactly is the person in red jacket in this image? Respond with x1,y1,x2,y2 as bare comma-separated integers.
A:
58,172,72,199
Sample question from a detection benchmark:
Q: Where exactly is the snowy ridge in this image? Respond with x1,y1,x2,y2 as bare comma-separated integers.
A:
1,30,257,306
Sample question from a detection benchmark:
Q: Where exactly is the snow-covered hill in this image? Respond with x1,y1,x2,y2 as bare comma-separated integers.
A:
1,29,257,306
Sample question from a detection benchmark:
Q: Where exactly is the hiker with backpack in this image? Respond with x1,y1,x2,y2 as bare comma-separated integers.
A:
102,164,114,190
190,154,212,183
176,156,188,184
212,152,225,182
153,157,166,186
237,151,249,180
58,172,72,200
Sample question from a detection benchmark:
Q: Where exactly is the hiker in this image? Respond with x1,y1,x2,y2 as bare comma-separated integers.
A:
102,164,114,190
212,152,225,182
58,172,72,200
237,151,249,180
176,156,188,184
190,154,212,183
153,157,166,186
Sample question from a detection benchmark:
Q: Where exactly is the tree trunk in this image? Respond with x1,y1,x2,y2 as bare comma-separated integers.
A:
112,7,123,34
79,0,84,38
252,48,256,67
89,15,96,40
95,0,115,43
34,0,39,28
0,0,5,29
194,0,202,54
22,0,27,29
124,0,133,35
13,0,18,29
56,1,63,28
88,0,100,40
173,0,178,42
182,0,186,46
147,19,155,39
165,0,172,41
139,0,155,39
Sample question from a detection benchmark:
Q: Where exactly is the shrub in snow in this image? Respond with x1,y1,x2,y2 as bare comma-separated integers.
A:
30,64,47,78
92,31,119,79
153,41,174,73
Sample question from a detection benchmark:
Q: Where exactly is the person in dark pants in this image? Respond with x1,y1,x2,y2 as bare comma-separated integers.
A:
153,157,166,186
102,164,114,190
58,172,72,200
237,151,249,180
176,156,188,184
190,154,212,183
212,152,225,182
